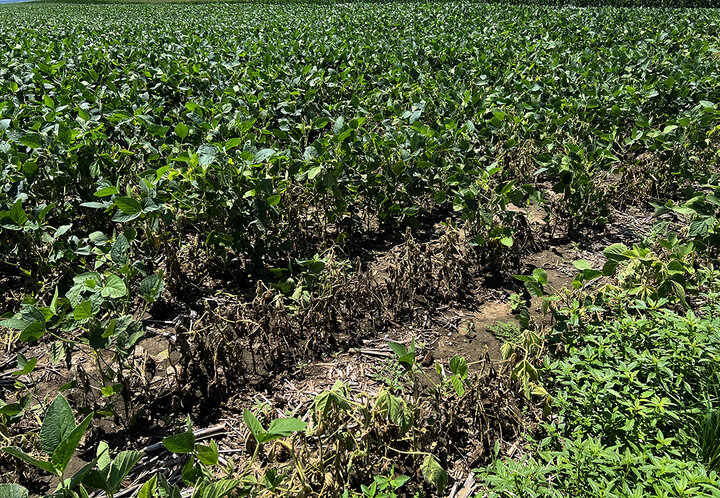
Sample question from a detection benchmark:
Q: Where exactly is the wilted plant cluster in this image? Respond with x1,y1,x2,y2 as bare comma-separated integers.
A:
181,226,479,398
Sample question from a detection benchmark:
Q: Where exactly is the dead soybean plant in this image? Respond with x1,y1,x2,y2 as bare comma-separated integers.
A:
234,347,527,496
383,225,482,308
173,254,382,393
435,221,475,301
170,225,487,397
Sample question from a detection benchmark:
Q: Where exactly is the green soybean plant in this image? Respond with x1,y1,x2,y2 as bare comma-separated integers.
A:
140,417,240,498
1,394,94,497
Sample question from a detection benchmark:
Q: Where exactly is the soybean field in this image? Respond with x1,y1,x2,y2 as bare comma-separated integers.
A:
1,1,720,496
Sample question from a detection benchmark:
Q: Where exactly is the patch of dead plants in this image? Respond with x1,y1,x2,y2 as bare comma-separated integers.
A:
171,223,526,398
234,352,530,496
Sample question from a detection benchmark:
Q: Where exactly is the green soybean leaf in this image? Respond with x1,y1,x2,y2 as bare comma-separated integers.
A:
689,218,713,238
267,417,307,437
51,413,93,473
58,459,97,494
9,201,27,226
0,316,27,330
198,145,217,167
100,384,123,397
19,321,46,342
114,197,142,215
40,394,76,455
0,403,23,417
181,455,201,485
532,268,547,285
197,440,218,467
243,409,266,443
162,431,195,454
307,165,322,179
140,273,164,302
136,475,157,498
83,468,111,492
0,484,28,498
49,287,59,315
74,300,93,321
421,455,448,493
101,275,127,299
113,211,141,223
89,231,109,244
107,450,143,492
94,186,118,197
377,390,405,426
603,243,630,262
254,148,275,163
2,447,58,475
225,137,241,150
175,123,189,140
573,259,593,271
81,201,111,210
451,376,465,396
449,356,468,378
199,479,240,498
111,234,130,265
57,123,71,145
388,341,407,358
314,381,350,416
18,133,42,149
96,440,111,471
12,353,37,376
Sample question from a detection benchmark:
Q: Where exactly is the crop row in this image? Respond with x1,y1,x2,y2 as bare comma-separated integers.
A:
38,0,720,8
1,2,719,295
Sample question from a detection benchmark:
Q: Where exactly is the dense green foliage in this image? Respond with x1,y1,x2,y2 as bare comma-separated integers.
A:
34,0,720,8
1,2,719,290
479,240,720,496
